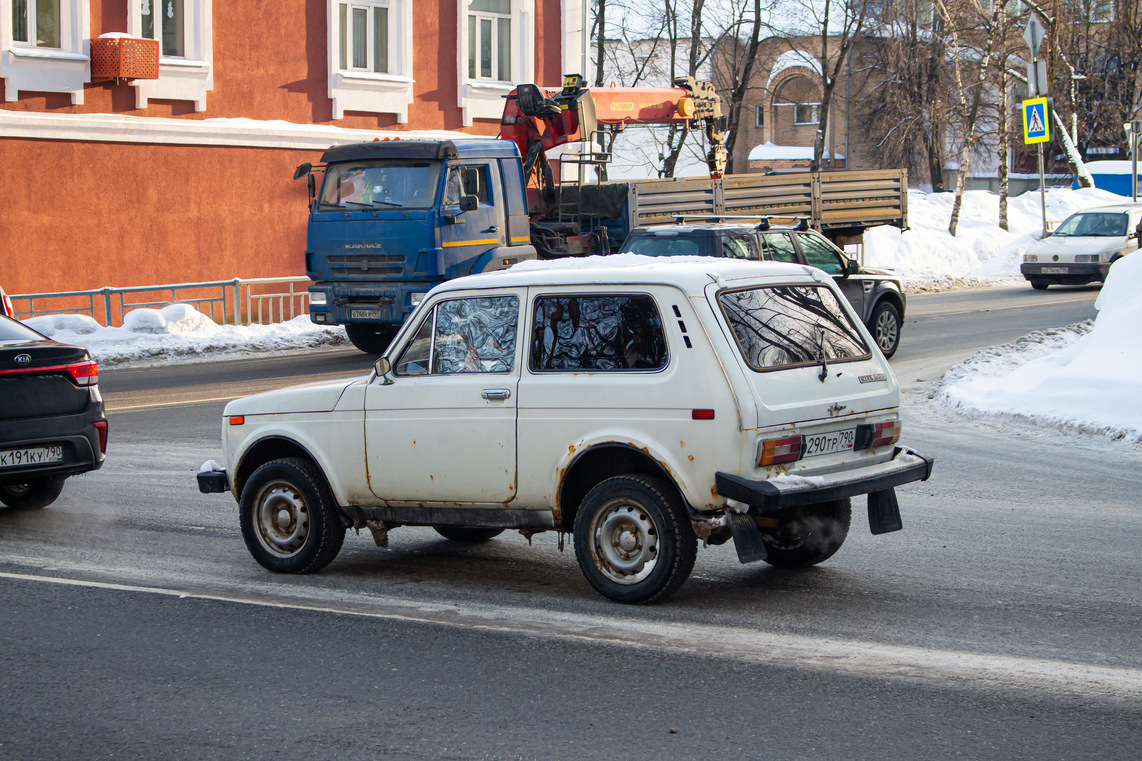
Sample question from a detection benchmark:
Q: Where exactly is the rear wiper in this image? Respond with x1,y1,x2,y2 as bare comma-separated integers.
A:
817,332,829,383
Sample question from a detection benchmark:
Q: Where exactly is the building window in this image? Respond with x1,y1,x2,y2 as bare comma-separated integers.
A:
127,0,213,111
10,0,60,47
338,1,390,74
2,0,89,104
467,0,510,82
755,105,764,128
794,104,819,125
140,0,184,57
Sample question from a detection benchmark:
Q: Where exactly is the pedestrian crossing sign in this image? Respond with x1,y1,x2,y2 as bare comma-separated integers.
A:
1023,98,1050,144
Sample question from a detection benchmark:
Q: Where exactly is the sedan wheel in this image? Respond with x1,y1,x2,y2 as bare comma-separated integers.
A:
870,301,901,358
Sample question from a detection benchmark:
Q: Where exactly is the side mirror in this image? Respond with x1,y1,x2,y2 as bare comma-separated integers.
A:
846,259,860,276
307,173,316,211
293,162,313,180
372,357,393,385
459,194,479,212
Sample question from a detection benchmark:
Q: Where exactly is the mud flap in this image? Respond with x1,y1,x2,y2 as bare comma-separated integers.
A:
726,511,768,564
867,488,903,535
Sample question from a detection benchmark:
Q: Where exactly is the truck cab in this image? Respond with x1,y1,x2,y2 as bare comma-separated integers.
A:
302,139,536,353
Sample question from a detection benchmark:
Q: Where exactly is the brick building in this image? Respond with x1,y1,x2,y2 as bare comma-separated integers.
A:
0,0,580,296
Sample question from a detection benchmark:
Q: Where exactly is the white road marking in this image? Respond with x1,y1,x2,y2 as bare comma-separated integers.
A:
2,569,1139,704
105,395,237,413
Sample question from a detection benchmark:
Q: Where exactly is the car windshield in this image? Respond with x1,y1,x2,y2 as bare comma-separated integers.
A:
1053,212,1128,237
317,160,442,211
718,285,869,371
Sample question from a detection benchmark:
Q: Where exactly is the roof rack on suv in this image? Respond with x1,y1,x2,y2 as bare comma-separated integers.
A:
669,214,811,231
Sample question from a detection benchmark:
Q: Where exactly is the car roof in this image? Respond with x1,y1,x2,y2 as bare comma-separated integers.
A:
1068,204,1142,214
628,222,811,234
432,255,820,295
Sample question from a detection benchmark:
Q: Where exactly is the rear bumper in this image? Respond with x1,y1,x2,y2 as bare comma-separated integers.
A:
1020,262,1109,284
714,446,934,514
0,402,106,484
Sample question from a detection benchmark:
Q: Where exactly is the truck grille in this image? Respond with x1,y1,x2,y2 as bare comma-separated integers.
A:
327,255,405,278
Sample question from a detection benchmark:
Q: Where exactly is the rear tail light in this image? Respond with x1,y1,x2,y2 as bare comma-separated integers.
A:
65,360,99,387
1,291,12,317
758,435,802,466
856,420,901,450
94,420,108,453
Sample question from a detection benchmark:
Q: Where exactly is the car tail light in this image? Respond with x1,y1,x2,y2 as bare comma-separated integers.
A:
65,360,99,387
856,420,901,450
1,290,12,317
94,420,108,453
758,435,802,467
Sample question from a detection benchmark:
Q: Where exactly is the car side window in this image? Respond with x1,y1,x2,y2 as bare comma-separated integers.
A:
759,233,799,263
530,294,667,371
721,232,755,259
394,296,518,376
797,233,845,274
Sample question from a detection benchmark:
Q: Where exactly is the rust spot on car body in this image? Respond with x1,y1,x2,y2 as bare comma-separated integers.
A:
688,455,694,462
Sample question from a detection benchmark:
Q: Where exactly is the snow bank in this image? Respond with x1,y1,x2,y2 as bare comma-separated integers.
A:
862,186,1123,284
25,304,346,367
940,253,1142,442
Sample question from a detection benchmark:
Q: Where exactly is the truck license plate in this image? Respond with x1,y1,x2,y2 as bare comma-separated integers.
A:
350,309,387,320
1040,266,1069,274
803,429,855,457
0,445,64,469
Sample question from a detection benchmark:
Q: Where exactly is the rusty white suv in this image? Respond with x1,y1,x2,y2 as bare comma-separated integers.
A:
198,256,933,603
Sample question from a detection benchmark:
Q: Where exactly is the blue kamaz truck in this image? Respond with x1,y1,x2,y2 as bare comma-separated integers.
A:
296,77,906,353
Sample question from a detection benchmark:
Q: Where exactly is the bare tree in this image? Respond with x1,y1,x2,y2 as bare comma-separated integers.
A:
708,0,774,174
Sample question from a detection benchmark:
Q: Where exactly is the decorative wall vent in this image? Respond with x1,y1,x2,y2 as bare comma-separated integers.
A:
90,35,160,80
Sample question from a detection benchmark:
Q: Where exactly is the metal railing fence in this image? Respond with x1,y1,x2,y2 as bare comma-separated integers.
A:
10,277,311,327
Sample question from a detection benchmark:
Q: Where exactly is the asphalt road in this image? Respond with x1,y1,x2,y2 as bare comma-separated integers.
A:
4,284,1138,761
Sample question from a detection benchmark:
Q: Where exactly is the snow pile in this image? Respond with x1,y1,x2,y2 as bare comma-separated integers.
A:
25,304,346,367
940,253,1142,442
862,186,1124,286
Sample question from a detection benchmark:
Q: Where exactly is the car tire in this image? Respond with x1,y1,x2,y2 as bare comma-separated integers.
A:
433,526,504,543
239,457,345,574
573,474,697,604
0,476,66,510
1030,280,1049,291
760,499,852,569
345,324,398,354
869,301,902,358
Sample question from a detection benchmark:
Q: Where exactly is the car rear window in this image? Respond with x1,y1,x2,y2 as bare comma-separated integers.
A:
718,285,870,371
531,294,667,371
0,316,44,343
623,236,704,257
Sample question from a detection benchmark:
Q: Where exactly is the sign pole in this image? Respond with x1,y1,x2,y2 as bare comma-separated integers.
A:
1038,143,1047,236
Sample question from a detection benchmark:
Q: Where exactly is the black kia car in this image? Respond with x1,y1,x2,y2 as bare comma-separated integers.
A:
0,313,107,509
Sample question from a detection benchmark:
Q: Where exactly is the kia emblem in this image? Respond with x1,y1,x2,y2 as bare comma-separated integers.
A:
14,354,31,366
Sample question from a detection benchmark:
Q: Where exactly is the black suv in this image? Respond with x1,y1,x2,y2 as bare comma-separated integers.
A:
0,314,107,509
618,221,907,357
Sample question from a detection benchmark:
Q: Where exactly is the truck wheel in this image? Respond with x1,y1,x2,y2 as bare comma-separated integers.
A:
434,527,504,543
573,475,697,604
1030,280,1049,290
240,458,345,574
760,499,851,569
869,301,901,358
0,476,66,509
345,324,398,354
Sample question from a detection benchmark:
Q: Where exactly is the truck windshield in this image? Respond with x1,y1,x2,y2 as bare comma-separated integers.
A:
318,160,443,211
718,284,869,371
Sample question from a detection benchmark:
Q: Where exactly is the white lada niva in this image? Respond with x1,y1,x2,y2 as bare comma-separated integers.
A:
198,256,933,603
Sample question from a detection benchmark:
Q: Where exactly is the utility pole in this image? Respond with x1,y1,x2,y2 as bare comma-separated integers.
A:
1127,120,1142,202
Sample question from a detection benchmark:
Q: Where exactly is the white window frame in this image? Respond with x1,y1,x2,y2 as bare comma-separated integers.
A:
793,103,819,125
467,4,510,84
457,0,533,126
1,0,89,104
327,0,412,121
127,0,213,112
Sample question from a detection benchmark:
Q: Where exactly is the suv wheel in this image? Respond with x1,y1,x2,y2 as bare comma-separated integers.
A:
761,499,851,569
870,301,901,358
345,324,398,354
0,476,66,509
240,458,345,573
573,475,697,604
1030,280,1049,291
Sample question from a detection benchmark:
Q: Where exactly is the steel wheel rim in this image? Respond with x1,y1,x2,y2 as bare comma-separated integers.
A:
254,480,310,558
875,310,898,351
588,499,660,585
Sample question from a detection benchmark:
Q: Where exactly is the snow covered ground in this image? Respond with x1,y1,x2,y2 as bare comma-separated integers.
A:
17,185,1141,444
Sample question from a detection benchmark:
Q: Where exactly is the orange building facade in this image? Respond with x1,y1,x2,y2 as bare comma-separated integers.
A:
1,0,579,295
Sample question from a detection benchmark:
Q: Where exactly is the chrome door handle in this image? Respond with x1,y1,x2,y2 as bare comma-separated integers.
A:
482,388,511,401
